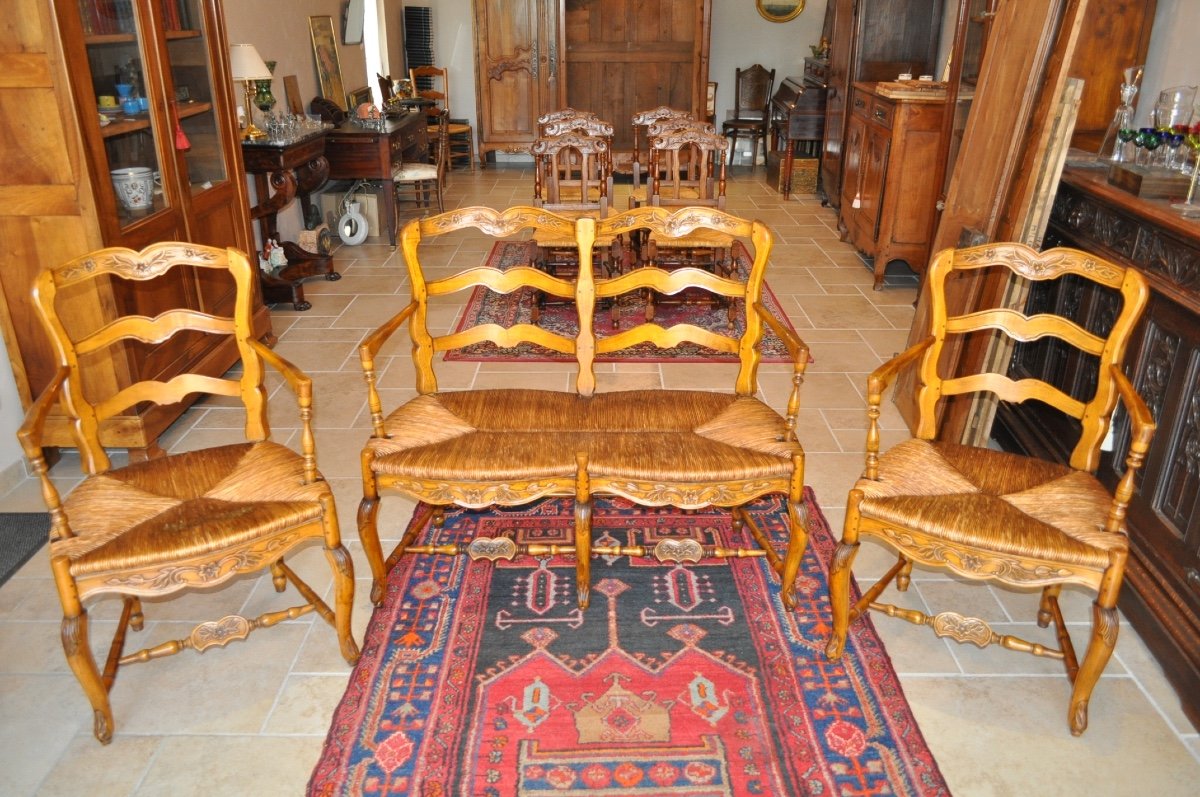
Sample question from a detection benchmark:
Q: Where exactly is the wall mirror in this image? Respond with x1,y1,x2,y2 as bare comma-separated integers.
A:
757,1,805,23
343,0,364,45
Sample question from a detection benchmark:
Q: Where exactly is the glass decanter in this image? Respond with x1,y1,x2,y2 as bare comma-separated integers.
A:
1098,68,1142,164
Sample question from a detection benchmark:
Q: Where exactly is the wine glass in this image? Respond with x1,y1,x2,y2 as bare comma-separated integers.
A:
1137,127,1161,165
1171,119,1200,216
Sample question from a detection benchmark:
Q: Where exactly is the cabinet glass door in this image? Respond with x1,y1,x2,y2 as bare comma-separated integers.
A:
164,0,229,194
80,0,170,231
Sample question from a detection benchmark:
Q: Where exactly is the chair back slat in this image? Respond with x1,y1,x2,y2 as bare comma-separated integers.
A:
918,242,1150,471
31,242,267,474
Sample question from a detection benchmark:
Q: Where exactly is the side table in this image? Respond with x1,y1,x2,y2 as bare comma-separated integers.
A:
241,130,340,310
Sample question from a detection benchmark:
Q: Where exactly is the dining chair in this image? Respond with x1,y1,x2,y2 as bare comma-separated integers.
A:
394,108,448,215
409,64,474,169
824,242,1154,736
530,130,622,323
722,64,775,166
629,107,699,209
17,242,360,744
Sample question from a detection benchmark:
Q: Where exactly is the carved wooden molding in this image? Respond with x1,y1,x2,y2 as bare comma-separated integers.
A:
486,50,532,82
380,476,572,508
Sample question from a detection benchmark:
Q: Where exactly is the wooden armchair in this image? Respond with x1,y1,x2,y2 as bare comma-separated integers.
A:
356,205,811,610
824,243,1154,736
17,243,359,744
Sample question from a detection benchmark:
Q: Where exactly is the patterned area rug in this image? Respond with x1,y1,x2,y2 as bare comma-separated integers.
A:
309,491,948,796
443,241,800,363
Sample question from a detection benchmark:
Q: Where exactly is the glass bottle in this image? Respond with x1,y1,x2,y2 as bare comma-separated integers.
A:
1099,79,1140,164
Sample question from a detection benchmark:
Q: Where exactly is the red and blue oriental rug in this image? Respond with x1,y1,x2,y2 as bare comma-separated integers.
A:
443,241,801,363
309,490,948,796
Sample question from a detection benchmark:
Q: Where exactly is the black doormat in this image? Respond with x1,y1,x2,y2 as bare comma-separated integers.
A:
0,512,50,587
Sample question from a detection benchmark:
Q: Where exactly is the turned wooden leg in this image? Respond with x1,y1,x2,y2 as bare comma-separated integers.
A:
1038,584,1062,627
778,496,809,611
357,494,386,605
270,561,287,592
1069,601,1118,736
53,557,113,744
320,494,359,663
825,490,863,661
575,454,592,609
326,541,361,664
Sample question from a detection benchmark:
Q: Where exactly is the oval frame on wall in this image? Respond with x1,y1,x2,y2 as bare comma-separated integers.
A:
757,1,805,23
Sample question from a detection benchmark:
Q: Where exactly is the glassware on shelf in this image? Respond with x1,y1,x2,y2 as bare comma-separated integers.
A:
1152,85,1196,169
1136,127,1160,165
1098,66,1143,163
1171,119,1200,217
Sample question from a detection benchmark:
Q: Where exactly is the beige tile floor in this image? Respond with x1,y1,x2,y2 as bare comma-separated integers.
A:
2,165,1198,796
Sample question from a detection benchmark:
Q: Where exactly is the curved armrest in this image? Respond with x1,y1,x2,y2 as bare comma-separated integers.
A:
248,338,320,483
17,368,72,540
1105,365,1156,534
862,337,935,480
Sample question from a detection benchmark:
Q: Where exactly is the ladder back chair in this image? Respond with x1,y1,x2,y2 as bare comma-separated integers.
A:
824,242,1154,736
409,64,475,169
17,243,359,744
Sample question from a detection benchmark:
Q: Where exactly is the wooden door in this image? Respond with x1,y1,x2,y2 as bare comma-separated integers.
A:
562,0,710,154
474,0,563,158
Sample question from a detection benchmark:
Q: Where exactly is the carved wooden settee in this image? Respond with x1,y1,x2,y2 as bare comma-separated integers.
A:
356,205,811,609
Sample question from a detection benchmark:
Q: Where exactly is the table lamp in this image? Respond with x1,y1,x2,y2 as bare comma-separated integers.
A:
229,44,271,140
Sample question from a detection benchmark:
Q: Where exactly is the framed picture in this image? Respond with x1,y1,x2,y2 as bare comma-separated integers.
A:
347,86,372,110
309,15,346,110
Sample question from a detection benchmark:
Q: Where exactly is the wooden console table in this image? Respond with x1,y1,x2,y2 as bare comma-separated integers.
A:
323,112,428,245
993,164,1200,728
241,129,339,310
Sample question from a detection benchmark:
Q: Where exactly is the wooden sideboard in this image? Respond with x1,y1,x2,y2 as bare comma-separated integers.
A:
839,81,949,289
323,112,427,245
993,165,1200,727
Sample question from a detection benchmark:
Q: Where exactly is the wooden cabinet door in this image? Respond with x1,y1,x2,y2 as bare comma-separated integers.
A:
562,0,711,153
474,0,562,155
820,0,855,207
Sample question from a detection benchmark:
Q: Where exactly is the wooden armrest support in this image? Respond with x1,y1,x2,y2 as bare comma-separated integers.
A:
248,338,320,483
863,337,934,479
17,367,71,538
1106,365,1156,534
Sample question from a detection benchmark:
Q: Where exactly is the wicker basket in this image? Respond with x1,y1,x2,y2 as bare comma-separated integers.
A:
767,153,819,195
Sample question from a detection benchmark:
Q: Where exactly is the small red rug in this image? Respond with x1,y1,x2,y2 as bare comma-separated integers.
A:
443,241,802,363
309,491,948,796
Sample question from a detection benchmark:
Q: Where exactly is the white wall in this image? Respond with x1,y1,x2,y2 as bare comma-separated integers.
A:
1139,0,1200,127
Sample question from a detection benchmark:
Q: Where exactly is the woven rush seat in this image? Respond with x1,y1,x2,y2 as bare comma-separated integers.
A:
54,442,329,576
368,390,798,484
857,439,1123,569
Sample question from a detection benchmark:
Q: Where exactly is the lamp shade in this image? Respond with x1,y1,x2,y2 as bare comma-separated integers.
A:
229,44,271,82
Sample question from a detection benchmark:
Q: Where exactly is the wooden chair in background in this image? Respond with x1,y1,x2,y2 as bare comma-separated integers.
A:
824,242,1154,736
628,106,700,209
17,243,359,744
409,65,474,169
530,130,621,322
722,64,775,166
394,108,449,215
641,126,733,321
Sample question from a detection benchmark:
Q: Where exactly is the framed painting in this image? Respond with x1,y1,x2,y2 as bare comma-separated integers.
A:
309,15,346,110
347,85,372,110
